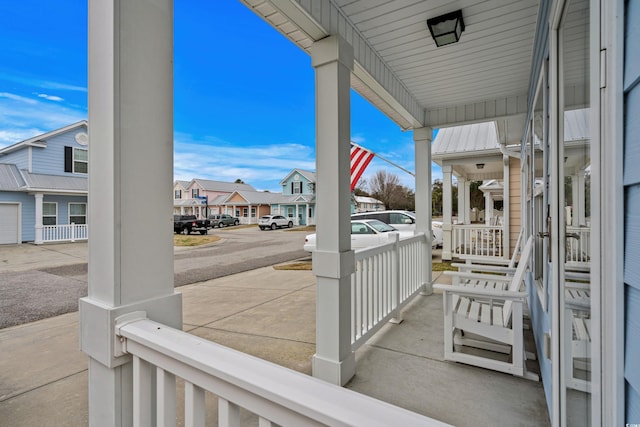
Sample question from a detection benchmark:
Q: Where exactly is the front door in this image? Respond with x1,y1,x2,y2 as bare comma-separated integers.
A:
553,0,594,423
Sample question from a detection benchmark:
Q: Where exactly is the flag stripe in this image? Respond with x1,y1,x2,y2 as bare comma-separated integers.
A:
350,144,374,191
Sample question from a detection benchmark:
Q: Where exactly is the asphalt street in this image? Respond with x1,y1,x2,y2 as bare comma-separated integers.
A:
0,226,310,329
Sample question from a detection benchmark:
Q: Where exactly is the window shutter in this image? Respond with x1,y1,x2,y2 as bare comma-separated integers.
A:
291,182,294,194
64,146,73,172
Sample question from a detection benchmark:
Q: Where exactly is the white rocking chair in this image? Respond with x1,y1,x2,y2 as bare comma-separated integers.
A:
434,236,538,380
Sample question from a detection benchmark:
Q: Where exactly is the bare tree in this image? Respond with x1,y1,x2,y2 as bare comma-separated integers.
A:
368,170,414,210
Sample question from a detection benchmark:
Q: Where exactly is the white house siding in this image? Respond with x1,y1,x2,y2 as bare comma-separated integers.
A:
624,0,640,418
32,128,88,176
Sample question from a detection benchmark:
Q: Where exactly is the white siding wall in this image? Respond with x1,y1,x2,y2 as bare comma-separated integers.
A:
624,0,640,419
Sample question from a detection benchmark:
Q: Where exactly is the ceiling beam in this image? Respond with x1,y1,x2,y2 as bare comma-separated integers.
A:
425,94,528,128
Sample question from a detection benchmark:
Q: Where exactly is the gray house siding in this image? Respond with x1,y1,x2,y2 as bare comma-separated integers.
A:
0,150,29,170
625,0,640,418
32,129,87,176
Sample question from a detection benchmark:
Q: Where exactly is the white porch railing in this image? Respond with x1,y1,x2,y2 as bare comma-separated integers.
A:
351,233,427,351
566,226,591,263
451,224,503,259
42,223,88,242
115,313,449,427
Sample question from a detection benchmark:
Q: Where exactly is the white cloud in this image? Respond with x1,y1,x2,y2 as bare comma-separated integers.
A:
174,135,316,192
0,92,37,104
0,94,86,147
37,93,64,102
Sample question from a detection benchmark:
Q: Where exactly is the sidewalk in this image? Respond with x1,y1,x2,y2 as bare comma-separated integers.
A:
0,252,550,426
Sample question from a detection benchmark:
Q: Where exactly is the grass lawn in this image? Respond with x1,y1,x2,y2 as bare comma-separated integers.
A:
173,234,221,247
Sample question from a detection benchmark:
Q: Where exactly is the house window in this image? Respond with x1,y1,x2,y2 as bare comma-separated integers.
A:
243,208,248,217
64,147,88,174
175,189,182,199
292,181,302,194
69,203,87,225
191,188,199,198
287,207,294,218
251,207,256,218
43,202,57,226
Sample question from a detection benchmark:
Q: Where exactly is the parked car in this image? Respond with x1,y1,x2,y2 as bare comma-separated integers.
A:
209,214,240,228
173,215,211,235
258,215,293,230
351,210,443,248
303,219,416,252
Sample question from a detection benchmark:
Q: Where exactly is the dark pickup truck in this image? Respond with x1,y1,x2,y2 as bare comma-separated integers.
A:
173,215,211,235
209,214,240,228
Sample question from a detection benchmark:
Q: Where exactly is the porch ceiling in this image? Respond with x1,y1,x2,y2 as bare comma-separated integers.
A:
242,0,540,138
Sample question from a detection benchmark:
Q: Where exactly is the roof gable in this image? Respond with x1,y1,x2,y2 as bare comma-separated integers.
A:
0,121,88,155
432,122,501,158
279,169,316,185
192,178,256,193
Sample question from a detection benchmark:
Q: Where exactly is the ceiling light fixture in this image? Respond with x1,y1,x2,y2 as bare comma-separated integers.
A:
427,10,465,47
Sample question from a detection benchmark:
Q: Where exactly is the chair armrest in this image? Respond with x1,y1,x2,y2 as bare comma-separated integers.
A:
451,263,517,275
434,284,527,301
443,271,513,283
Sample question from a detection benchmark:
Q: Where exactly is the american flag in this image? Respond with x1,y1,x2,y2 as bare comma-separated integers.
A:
350,143,375,191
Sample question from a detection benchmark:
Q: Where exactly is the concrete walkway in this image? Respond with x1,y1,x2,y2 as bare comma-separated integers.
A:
0,249,550,426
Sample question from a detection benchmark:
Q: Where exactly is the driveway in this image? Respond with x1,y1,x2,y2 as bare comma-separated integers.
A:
0,226,310,329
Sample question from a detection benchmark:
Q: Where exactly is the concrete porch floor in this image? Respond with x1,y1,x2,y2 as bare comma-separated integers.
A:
0,266,550,426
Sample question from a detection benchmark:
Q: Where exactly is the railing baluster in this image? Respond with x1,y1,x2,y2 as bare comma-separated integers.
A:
259,416,275,427
157,367,176,427
219,398,241,427
185,381,205,427
133,355,153,427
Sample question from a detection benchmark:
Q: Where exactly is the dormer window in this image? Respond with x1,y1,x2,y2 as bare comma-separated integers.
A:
64,147,88,174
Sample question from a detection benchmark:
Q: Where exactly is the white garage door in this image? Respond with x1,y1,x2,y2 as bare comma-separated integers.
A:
0,204,20,244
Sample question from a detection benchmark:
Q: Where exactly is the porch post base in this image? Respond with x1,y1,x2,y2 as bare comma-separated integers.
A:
312,352,356,386
420,281,433,296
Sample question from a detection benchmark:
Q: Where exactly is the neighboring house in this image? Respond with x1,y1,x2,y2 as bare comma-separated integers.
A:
217,190,284,224
173,178,256,218
273,169,316,225
353,195,384,213
432,122,522,260
0,121,88,244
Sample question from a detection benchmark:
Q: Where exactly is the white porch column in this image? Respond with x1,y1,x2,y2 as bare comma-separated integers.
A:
502,155,510,259
485,192,494,225
442,165,453,260
457,176,467,225
571,172,586,226
310,35,356,386
414,127,432,295
464,180,471,224
34,193,43,244
80,2,181,425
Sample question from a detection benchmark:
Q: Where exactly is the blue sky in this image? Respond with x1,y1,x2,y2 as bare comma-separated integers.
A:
0,1,441,192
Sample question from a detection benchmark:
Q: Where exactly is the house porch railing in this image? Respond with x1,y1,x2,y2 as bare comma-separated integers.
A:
451,224,504,260
351,233,427,350
42,223,88,243
566,225,591,265
115,312,447,427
